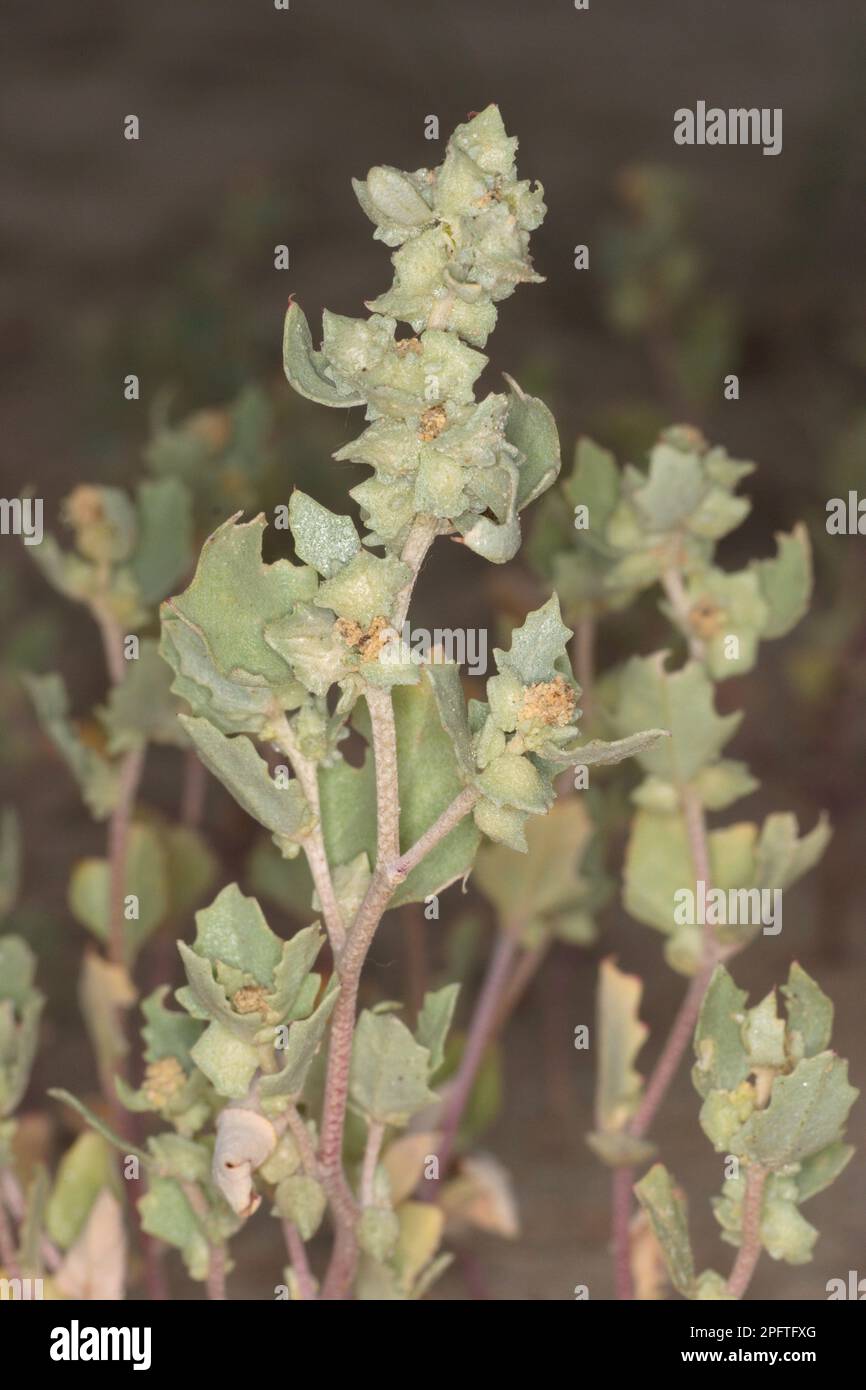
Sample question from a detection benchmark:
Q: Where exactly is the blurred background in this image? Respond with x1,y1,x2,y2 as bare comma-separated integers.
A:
2,0,866,1299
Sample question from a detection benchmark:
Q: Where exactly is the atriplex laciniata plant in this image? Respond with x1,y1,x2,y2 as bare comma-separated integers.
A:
532,428,857,1297
15,107,851,1304
83,105,656,1302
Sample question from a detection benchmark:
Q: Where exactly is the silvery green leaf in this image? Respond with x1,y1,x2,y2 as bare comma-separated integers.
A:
416,329,488,406
613,655,742,783
359,165,434,230
795,1141,854,1202
782,963,833,1061
288,492,360,578
139,1177,209,1282
760,1194,817,1265
334,418,421,478
316,551,411,627
192,882,283,984
259,1132,302,1184
562,437,621,533
742,991,787,1069
180,716,312,845
264,603,352,698
27,532,97,606
452,105,518,179
140,986,203,1068
148,1133,211,1185
752,524,812,639
48,1089,149,1164
350,476,416,548
754,812,831,893
692,759,759,811
688,486,751,541
731,1053,858,1167
493,595,572,685
692,966,749,1099
632,442,706,530
624,810,757,947
260,982,339,1102
131,477,193,604
24,672,119,819
359,1207,400,1262
320,681,479,908
282,301,366,407
98,639,186,753
432,143,488,216
45,1132,113,1251
366,227,450,325
322,311,396,384
0,989,43,1119
177,944,260,1041
190,1020,260,1099
166,513,316,686
695,1084,756,1150
267,923,325,1021
422,664,474,781
414,450,468,519
160,611,299,737
550,729,669,769
274,1174,326,1240
415,984,459,1075
474,798,593,930
694,1270,737,1301
68,822,170,964
632,760,758,814
503,376,561,508
677,567,769,680
472,798,528,853
592,957,648,1138
633,1163,695,1298
485,671,523,735
476,752,551,815
457,512,520,563
349,1010,437,1126
0,934,39,1010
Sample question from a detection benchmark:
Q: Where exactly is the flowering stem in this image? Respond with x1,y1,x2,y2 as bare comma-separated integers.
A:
282,1220,317,1300
283,1103,320,1179
318,778,480,1299
365,688,401,865
393,516,439,629
661,567,704,661
726,1164,767,1298
429,929,520,1189
274,720,346,953
182,1181,226,1301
